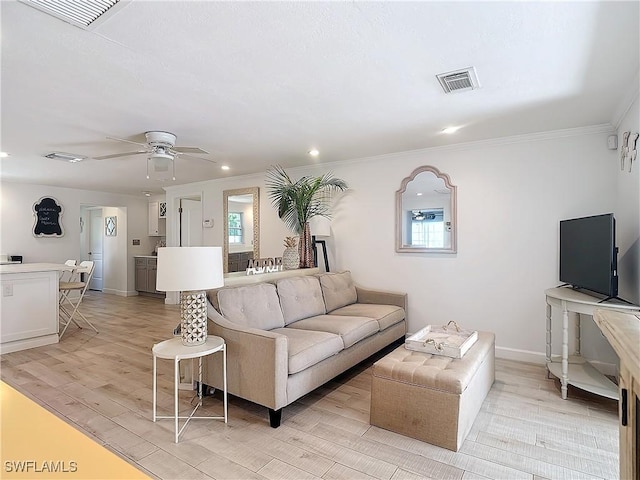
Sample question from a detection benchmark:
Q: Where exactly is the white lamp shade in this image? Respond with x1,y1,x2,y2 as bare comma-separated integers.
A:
309,215,331,237
156,246,224,292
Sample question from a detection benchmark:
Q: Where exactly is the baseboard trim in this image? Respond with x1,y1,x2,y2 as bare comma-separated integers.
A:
102,288,135,297
495,346,618,376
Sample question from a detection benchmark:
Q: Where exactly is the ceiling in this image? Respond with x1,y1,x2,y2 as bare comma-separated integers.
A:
1,1,638,196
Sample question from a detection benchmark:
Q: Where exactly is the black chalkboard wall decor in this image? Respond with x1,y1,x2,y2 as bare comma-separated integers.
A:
33,197,64,237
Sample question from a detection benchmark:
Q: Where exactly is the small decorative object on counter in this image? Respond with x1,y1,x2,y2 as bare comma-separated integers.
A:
282,236,300,270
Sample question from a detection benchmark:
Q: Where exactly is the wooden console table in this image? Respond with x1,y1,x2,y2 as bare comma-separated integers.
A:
593,308,640,480
545,287,640,400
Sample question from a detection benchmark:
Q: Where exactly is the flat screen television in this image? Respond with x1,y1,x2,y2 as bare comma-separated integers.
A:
559,213,618,298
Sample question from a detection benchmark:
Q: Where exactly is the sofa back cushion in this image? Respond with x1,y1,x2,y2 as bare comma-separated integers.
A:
319,271,358,312
217,283,285,330
276,276,326,325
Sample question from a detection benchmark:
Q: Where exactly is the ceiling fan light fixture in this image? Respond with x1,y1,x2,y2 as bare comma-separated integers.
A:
147,152,176,181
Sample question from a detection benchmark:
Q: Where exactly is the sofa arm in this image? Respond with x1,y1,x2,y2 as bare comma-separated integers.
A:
355,286,407,312
203,304,289,410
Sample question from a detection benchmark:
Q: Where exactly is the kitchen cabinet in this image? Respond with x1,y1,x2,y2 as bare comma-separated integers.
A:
149,202,166,236
135,257,162,296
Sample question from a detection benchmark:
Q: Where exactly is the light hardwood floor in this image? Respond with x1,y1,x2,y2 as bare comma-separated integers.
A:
1,292,620,480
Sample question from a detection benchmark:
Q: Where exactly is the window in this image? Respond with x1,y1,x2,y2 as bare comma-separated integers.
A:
228,212,243,244
409,209,445,248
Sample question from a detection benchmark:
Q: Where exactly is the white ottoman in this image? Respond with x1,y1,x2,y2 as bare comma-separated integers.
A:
370,331,495,451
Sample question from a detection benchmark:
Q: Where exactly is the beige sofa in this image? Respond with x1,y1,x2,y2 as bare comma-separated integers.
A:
203,271,407,427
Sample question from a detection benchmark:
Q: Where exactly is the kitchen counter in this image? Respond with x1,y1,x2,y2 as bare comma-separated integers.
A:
0,262,71,274
133,255,158,258
1,263,71,353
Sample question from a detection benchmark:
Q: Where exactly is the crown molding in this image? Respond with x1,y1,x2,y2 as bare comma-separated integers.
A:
317,123,617,171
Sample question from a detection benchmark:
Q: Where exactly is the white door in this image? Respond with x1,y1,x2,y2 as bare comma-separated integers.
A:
89,209,103,291
180,199,202,247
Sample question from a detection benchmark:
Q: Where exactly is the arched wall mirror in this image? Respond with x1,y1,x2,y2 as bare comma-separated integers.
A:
396,166,457,254
223,187,260,273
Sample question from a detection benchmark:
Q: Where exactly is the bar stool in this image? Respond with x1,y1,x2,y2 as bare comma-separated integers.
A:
59,260,98,338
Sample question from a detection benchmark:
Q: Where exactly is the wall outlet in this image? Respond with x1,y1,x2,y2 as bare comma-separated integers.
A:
132,239,140,246
2,284,13,297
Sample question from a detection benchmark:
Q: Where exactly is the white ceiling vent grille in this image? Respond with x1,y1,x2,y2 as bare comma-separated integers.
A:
436,67,480,94
20,0,122,29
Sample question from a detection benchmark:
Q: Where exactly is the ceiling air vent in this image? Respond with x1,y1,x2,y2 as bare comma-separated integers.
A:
19,0,123,29
436,67,480,94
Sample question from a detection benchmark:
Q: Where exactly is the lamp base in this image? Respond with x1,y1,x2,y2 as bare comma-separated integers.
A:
180,290,207,346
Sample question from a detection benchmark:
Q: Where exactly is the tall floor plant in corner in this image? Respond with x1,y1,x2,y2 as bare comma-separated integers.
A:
266,165,348,268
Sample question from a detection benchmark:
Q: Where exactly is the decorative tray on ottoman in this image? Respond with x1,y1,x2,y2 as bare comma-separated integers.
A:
405,321,478,358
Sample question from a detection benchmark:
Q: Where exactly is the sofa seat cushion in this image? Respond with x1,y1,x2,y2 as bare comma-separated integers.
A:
276,276,326,325
217,283,285,330
287,315,379,349
330,303,405,331
318,271,357,312
271,328,343,375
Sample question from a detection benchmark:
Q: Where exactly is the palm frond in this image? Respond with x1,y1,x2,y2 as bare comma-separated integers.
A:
265,165,348,234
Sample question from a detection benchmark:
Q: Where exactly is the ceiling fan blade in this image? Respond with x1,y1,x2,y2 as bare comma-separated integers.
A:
173,146,210,154
93,150,148,160
106,136,147,147
175,152,216,163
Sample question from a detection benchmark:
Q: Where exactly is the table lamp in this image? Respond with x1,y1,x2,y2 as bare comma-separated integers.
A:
156,247,224,346
309,215,331,272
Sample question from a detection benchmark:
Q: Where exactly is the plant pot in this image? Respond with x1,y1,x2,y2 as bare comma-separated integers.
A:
282,246,299,270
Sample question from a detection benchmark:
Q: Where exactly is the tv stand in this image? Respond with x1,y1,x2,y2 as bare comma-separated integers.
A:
545,286,640,400
598,295,634,305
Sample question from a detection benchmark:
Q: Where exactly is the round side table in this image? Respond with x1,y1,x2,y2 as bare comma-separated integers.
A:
152,336,227,443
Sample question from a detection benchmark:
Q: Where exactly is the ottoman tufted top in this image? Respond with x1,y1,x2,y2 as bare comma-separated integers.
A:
372,331,495,394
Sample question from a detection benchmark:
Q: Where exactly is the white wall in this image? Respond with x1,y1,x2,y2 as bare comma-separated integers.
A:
0,182,153,295
165,126,633,366
614,95,640,304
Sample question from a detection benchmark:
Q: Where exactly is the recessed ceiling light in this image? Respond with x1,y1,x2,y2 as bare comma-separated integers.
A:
221,165,230,171
308,149,320,157
142,191,152,197
442,126,461,134
0,152,9,158
417,193,423,196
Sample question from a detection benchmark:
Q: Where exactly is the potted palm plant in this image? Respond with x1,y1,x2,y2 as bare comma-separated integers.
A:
266,165,348,268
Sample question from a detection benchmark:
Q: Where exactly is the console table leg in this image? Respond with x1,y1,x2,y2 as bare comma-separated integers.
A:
561,303,569,399
546,302,552,379
546,302,552,364
575,314,581,356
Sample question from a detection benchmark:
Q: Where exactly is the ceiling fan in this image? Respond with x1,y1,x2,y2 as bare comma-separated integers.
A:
94,131,215,180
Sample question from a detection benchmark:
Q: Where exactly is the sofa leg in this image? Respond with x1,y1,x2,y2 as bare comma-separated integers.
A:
269,408,282,428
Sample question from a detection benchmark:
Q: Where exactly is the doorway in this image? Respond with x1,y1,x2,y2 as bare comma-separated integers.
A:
80,204,128,295
88,209,103,290
179,196,203,247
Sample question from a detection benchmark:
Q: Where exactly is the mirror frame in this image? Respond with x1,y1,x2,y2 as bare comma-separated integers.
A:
395,165,457,254
223,187,260,273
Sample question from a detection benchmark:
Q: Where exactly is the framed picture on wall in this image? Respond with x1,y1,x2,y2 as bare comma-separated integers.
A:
33,196,64,237
105,216,117,236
